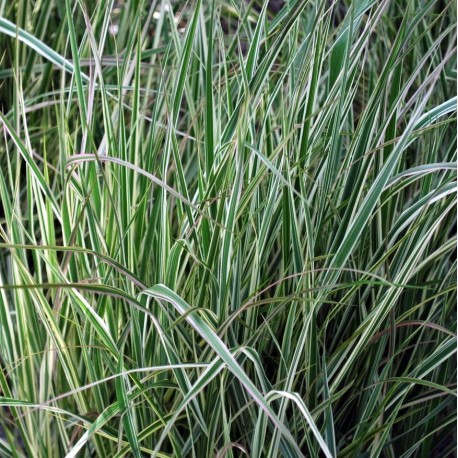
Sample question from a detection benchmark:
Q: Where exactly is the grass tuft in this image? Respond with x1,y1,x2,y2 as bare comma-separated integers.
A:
0,0,456,456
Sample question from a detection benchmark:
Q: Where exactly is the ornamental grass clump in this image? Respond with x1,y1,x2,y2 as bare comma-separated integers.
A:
0,0,456,456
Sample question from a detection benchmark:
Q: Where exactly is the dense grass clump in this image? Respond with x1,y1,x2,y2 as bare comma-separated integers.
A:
0,0,456,456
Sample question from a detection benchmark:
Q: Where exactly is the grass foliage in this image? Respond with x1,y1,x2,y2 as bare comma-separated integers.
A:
0,0,456,456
